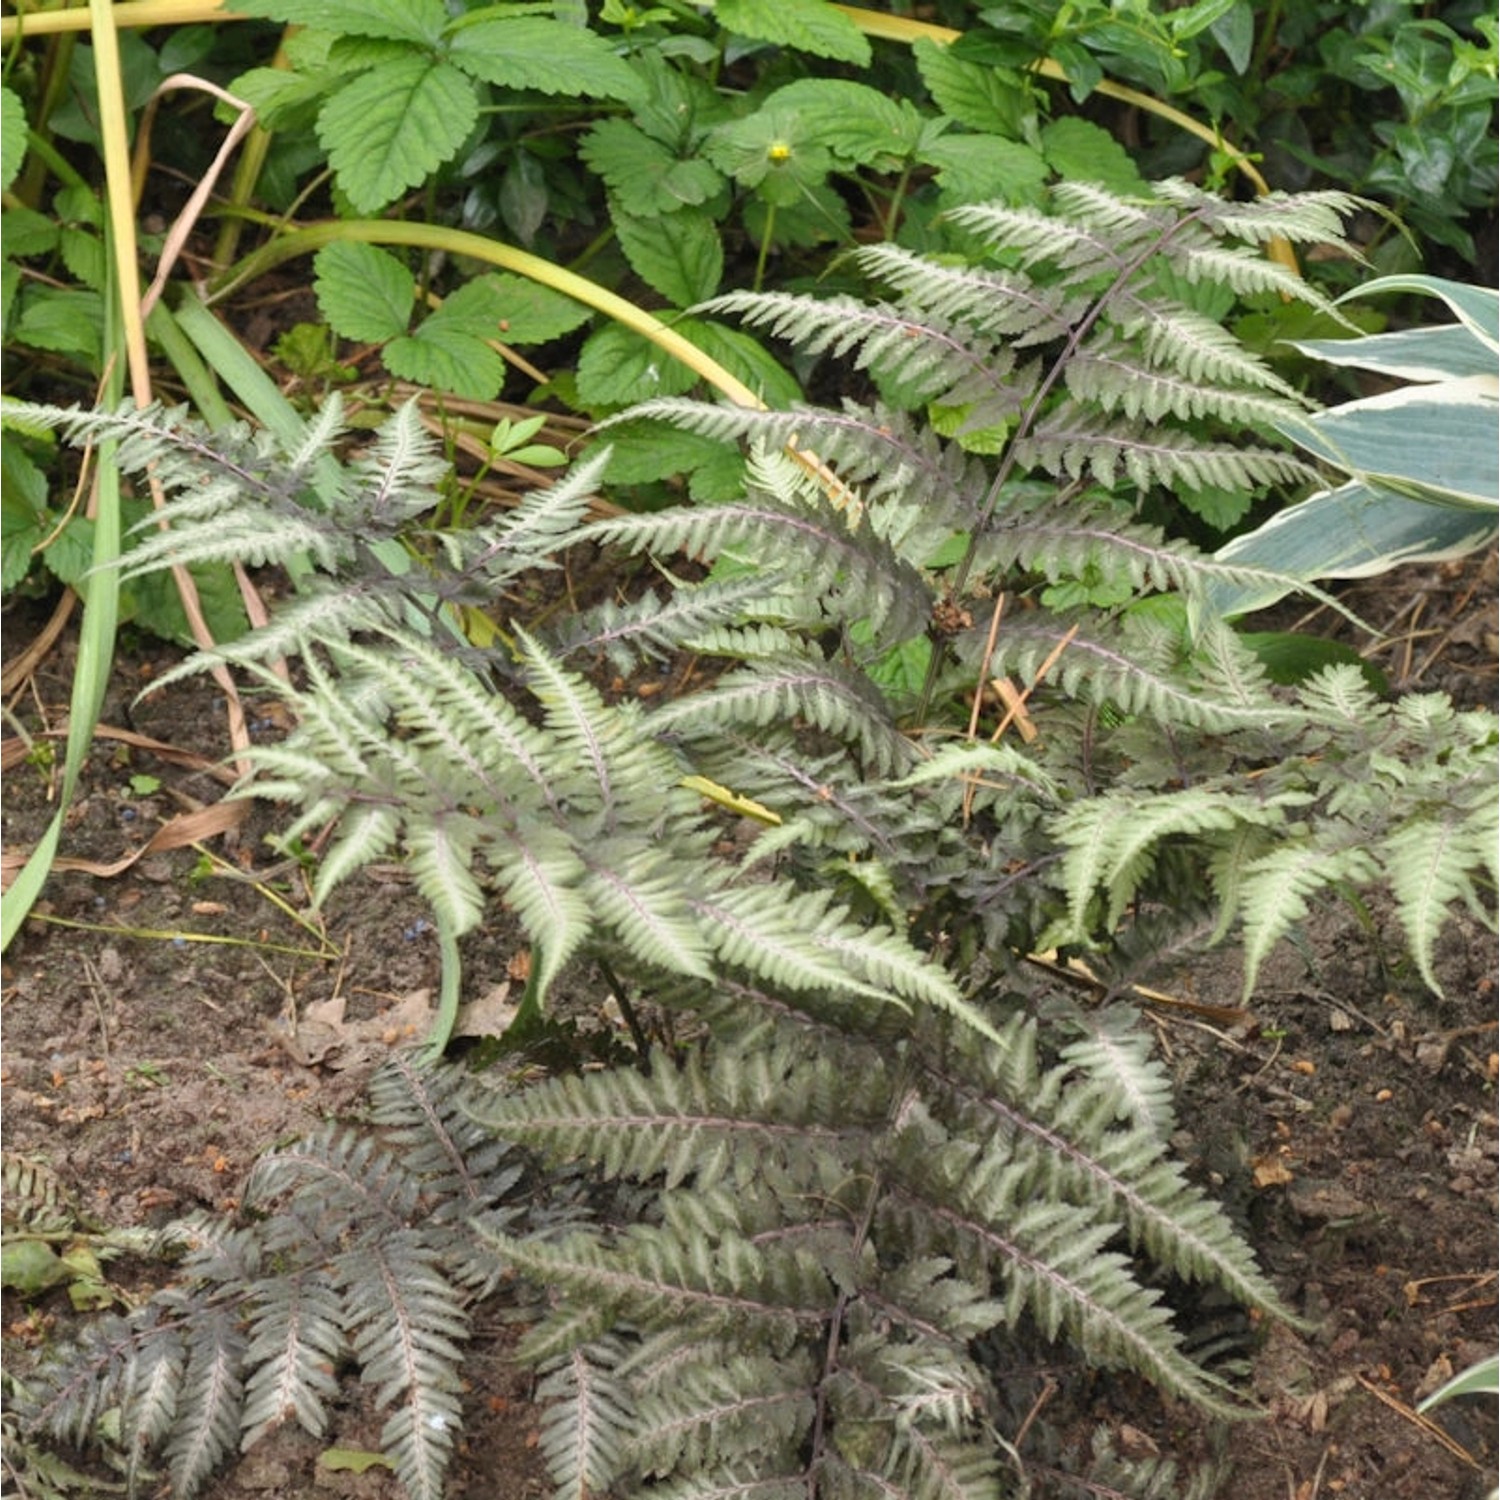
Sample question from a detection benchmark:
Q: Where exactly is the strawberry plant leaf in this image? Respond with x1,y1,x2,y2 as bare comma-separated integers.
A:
580,120,724,214
575,325,700,410
763,80,926,170
229,64,339,132
482,274,593,346
227,0,448,44
613,208,723,308
318,56,479,214
1,86,28,194
917,134,1049,205
912,37,1033,138
714,0,870,65
314,242,413,344
448,17,644,103
1040,117,1151,194
677,320,801,408
384,328,508,402
382,278,513,398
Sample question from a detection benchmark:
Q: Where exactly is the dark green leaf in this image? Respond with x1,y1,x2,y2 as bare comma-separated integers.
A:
1239,631,1387,692
1209,1,1255,75
498,152,549,247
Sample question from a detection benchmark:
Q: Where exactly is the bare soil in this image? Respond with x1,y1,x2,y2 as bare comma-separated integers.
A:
2,552,1496,1500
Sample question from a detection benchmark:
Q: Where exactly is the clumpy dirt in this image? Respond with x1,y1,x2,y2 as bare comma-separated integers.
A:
2,550,1496,1500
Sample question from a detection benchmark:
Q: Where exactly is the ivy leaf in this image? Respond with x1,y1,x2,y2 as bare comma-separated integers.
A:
714,0,870,65
231,0,448,44
448,17,644,102
314,242,413,344
318,56,479,214
1040,117,1149,195
580,120,724,214
912,38,1032,138
1,86,28,194
614,207,723,308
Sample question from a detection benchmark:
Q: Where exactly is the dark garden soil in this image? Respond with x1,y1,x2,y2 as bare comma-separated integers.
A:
2,550,1497,1500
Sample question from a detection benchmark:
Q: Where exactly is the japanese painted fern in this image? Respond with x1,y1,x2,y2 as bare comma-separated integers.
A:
8,178,1494,1500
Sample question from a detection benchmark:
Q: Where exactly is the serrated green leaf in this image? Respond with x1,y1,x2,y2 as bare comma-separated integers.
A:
912,37,1030,137
384,327,508,401
1,1238,70,1295
595,422,740,488
576,324,701,409
314,241,413,344
762,79,925,169
1,445,46,591
482,274,592,345
704,109,832,203
228,63,338,131
1,86,28,195
12,289,104,365
614,208,723,308
1041,117,1149,195
715,0,870,64
318,57,478,214
232,0,447,43
581,119,724,214
59,226,106,292
678,319,802,408
1,206,60,259
917,135,1049,205
448,17,644,102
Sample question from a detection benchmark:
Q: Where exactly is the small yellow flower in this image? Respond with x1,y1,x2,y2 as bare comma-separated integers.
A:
766,141,793,163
